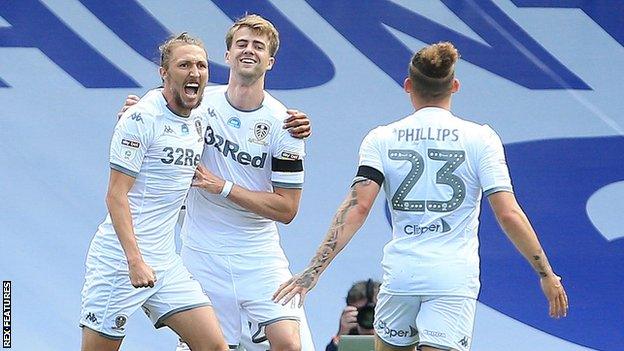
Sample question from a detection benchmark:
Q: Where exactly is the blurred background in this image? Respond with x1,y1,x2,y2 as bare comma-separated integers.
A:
0,1,622,350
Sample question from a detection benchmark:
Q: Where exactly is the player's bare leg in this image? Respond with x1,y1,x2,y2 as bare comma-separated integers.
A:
265,319,301,351
164,306,229,351
81,327,123,351
374,335,416,351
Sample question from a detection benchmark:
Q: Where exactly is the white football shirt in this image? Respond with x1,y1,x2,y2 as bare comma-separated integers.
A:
181,85,305,254
358,107,512,298
88,89,207,270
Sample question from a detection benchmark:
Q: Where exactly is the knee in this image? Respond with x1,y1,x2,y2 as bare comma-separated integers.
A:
187,340,229,351
271,340,301,351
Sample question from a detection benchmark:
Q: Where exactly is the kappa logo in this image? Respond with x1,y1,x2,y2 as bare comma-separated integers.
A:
458,336,470,347
85,312,98,324
254,122,270,141
164,125,174,134
129,112,143,123
112,315,127,331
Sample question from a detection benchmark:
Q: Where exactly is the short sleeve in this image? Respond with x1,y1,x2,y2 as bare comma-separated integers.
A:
270,122,305,189
477,125,513,196
358,127,384,173
109,108,154,178
353,127,385,186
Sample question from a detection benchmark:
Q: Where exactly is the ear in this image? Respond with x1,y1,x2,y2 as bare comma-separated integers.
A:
451,78,460,93
224,51,231,65
403,77,412,94
266,57,275,71
159,66,166,81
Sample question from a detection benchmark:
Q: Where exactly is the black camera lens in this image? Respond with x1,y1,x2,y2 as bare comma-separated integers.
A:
356,304,375,330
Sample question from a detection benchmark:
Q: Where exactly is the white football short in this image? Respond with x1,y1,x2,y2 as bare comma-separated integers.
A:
374,291,476,351
179,245,314,350
79,254,211,339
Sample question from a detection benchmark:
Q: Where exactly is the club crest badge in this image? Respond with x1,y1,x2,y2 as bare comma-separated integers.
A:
254,122,270,141
113,315,127,331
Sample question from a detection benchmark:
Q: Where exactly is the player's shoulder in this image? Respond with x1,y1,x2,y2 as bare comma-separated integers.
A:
366,116,409,141
261,90,289,123
122,89,166,124
202,84,228,98
451,114,499,137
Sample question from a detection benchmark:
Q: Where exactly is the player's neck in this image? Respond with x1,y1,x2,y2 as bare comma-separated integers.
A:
411,94,452,112
226,75,265,111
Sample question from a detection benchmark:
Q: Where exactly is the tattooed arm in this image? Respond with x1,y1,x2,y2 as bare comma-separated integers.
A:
273,179,381,307
488,191,569,318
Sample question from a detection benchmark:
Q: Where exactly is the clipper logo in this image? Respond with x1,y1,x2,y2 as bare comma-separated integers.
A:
375,320,417,338
404,218,451,236
204,126,267,168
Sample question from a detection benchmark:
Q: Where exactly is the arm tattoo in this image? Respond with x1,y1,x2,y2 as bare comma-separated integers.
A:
532,250,553,277
297,181,370,288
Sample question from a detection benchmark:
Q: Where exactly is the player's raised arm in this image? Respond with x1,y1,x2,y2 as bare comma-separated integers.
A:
488,191,569,318
272,178,381,307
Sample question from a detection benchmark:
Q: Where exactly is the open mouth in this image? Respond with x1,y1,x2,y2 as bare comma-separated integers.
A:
240,57,257,64
184,83,199,97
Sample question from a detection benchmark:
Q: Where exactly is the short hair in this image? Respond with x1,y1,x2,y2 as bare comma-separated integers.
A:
346,279,381,305
225,14,280,57
408,41,460,100
159,32,206,69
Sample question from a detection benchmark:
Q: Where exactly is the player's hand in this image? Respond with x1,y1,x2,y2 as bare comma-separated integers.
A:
192,164,224,194
337,305,359,336
128,260,157,288
272,268,319,307
540,274,568,318
117,94,140,119
284,109,311,139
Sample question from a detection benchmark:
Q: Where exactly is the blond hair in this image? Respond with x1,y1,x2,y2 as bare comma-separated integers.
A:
225,14,280,57
159,32,206,69
408,41,460,100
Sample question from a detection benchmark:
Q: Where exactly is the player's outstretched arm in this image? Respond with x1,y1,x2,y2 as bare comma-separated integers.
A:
283,109,311,139
488,191,569,318
106,170,156,288
272,179,381,307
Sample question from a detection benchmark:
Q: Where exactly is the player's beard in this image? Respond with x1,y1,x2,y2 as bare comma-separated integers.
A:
174,87,203,111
